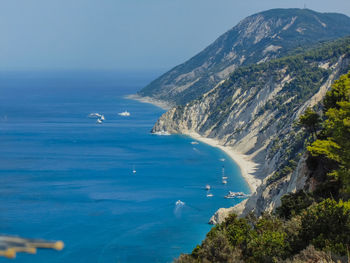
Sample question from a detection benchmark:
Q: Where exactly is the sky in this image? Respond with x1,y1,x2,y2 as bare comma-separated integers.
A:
0,0,350,72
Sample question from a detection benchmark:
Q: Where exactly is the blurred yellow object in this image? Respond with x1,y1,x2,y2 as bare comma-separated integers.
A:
0,249,16,259
28,240,64,251
54,241,64,251
0,235,64,259
12,246,36,254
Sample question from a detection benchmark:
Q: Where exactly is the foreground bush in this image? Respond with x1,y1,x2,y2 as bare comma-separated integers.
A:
300,199,350,255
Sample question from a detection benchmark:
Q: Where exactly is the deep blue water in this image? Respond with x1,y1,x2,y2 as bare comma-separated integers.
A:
0,71,249,263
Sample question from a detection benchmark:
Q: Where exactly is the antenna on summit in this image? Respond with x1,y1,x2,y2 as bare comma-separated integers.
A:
303,3,307,9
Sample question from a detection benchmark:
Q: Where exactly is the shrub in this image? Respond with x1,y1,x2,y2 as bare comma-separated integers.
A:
245,214,291,262
283,245,335,263
299,199,350,255
276,190,314,219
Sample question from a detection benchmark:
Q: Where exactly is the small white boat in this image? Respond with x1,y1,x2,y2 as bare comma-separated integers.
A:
132,165,136,174
191,141,199,145
100,115,105,121
222,180,227,184
153,130,171,136
175,200,185,206
224,191,247,199
96,118,103,124
206,193,214,197
89,113,102,118
222,176,228,180
118,111,130,117
220,158,225,162
205,184,211,191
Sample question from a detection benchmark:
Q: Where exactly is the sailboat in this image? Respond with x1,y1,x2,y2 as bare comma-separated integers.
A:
222,165,227,184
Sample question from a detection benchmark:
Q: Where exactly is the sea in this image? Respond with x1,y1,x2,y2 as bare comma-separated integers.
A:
0,71,249,263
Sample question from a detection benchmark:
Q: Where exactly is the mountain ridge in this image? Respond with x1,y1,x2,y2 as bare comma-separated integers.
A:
138,8,350,105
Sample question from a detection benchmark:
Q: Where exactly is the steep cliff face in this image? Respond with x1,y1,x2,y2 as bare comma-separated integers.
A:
152,38,350,222
209,153,311,224
139,9,350,105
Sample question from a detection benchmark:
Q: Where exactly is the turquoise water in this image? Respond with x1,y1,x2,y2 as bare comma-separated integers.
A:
0,71,249,263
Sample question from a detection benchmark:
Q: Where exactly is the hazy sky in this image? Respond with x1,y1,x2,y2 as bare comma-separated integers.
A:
1,0,349,71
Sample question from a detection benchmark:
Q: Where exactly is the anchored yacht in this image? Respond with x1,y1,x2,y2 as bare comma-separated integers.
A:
175,200,185,206
89,113,102,118
224,191,247,199
118,111,130,117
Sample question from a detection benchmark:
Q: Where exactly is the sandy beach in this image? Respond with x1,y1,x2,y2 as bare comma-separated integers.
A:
126,95,261,222
186,132,261,193
126,94,173,110
125,95,261,194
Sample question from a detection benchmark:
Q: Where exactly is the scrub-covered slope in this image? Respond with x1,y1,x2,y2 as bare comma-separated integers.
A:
153,37,350,218
139,9,350,105
174,70,350,263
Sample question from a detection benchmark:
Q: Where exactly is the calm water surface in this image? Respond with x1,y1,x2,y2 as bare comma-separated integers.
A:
0,71,249,263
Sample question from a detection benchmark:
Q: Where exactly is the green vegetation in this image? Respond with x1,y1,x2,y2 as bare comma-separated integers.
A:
175,71,350,262
222,37,350,121
139,9,350,105
308,71,350,198
299,199,350,255
276,190,314,220
261,37,350,187
298,107,321,138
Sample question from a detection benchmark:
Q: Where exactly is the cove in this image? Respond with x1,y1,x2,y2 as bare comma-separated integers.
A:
0,71,249,262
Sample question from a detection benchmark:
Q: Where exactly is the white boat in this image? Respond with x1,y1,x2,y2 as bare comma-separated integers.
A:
219,158,225,162
191,141,199,145
89,113,102,118
100,115,105,121
205,184,211,191
224,191,247,199
96,118,103,124
206,193,214,197
153,130,171,136
118,111,130,117
132,165,136,174
175,200,185,206
222,176,228,180
222,180,227,184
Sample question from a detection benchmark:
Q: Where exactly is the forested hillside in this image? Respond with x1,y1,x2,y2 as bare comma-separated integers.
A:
174,71,350,263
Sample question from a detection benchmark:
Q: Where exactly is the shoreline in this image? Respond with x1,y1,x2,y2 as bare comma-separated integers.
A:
126,94,261,222
126,94,173,110
185,132,261,193
125,94,261,193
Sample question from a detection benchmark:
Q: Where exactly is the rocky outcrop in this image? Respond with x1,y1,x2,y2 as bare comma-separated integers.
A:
139,9,350,105
152,38,350,223
209,153,310,224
